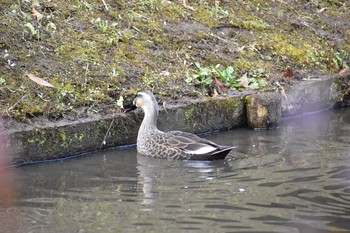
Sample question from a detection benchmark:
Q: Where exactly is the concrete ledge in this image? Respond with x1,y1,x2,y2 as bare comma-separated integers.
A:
2,75,349,165
282,77,337,116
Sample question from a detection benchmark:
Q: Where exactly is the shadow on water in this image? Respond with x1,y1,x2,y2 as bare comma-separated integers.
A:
1,109,350,232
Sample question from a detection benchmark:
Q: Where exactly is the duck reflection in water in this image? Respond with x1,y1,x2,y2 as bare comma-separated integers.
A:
136,154,232,207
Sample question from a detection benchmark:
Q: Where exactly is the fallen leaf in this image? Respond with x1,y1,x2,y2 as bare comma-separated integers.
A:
116,96,124,109
27,74,55,88
283,68,294,78
32,6,44,21
212,89,219,97
160,70,170,77
213,77,227,94
338,67,349,75
239,73,249,87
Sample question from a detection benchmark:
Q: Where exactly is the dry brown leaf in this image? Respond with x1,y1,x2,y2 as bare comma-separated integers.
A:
213,77,227,94
28,74,55,88
212,89,219,97
338,67,349,75
239,72,249,87
32,6,44,21
283,68,294,78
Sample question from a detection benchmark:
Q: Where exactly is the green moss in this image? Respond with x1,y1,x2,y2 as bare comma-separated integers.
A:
242,20,270,31
27,128,47,146
333,73,350,102
1,0,349,119
184,106,197,125
205,98,241,114
192,6,216,28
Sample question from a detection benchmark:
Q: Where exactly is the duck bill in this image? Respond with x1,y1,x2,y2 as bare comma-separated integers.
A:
123,103,137,113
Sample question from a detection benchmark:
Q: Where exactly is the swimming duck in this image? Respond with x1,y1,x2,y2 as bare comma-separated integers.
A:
125,90,234,160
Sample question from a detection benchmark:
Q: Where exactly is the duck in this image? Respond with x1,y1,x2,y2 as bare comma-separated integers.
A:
125,90,234,160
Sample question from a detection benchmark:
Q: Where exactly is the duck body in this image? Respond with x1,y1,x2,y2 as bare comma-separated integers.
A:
126,90,234,160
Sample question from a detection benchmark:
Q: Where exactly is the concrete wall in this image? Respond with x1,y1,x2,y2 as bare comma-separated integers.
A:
2,75,349,165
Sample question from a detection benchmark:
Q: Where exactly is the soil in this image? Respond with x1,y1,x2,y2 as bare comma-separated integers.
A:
0,0,350,126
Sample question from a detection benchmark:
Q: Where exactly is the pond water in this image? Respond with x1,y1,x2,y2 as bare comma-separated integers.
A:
1,109,350,233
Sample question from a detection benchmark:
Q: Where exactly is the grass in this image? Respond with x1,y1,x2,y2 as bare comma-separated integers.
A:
0,0,349,120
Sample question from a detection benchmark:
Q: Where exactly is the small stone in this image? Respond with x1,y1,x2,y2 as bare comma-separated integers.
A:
238,188,245,192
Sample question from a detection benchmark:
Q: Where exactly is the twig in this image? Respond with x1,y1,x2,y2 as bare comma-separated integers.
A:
163,101,168,114
275,81,288,100
100,116,115,149
8,95,28,111
101,0,108,11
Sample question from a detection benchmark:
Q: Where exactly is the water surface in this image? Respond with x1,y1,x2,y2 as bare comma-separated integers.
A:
1,109,350,233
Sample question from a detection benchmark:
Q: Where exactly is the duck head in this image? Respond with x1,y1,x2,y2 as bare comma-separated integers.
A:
124,90,159,115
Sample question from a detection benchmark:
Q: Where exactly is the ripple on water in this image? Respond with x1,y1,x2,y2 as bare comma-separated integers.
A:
3,109,350,233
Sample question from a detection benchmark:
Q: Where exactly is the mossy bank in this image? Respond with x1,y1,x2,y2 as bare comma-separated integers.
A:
2,74,350,165
1,0,350,120
1,1,350,164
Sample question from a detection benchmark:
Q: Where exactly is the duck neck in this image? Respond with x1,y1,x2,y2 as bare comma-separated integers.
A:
139,106,159,133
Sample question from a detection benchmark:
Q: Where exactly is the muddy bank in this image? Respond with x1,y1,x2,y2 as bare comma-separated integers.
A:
2,1,350,164
2,74,349,165
1,1,350,120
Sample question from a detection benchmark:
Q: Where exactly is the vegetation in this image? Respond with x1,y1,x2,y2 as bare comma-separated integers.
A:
0,0,349,120
186,63,266,91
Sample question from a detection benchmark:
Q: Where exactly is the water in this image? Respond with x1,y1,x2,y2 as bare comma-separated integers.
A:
1,109,350,233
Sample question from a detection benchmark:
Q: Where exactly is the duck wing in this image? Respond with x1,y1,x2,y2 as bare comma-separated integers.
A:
166,131,234,159
168,131,218,147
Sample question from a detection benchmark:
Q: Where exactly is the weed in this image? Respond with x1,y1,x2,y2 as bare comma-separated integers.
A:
24,22,41,40
95,18,109,33
45,22,57,33
333,51,350,70
189,63,266,91
1,0,349,119
212,65,236,86
0,77,6,85
186,62,212,85
142,70,166,90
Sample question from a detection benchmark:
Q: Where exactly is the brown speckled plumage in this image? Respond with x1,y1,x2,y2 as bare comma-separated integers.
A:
127,90,234,160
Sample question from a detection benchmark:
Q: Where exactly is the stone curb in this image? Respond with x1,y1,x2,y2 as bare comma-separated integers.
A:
2,75,349,165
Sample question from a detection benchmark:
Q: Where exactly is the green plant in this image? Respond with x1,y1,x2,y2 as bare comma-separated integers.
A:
142,72,166,89
332,51,350,70
95,19,109,33
249,69,269,88
189,63,266,90
212,65,236,86
186,62,212,85
24,22,41,40
0,77,5,85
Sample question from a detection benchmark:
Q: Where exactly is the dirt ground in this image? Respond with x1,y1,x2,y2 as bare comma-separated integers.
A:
0,0,350,123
